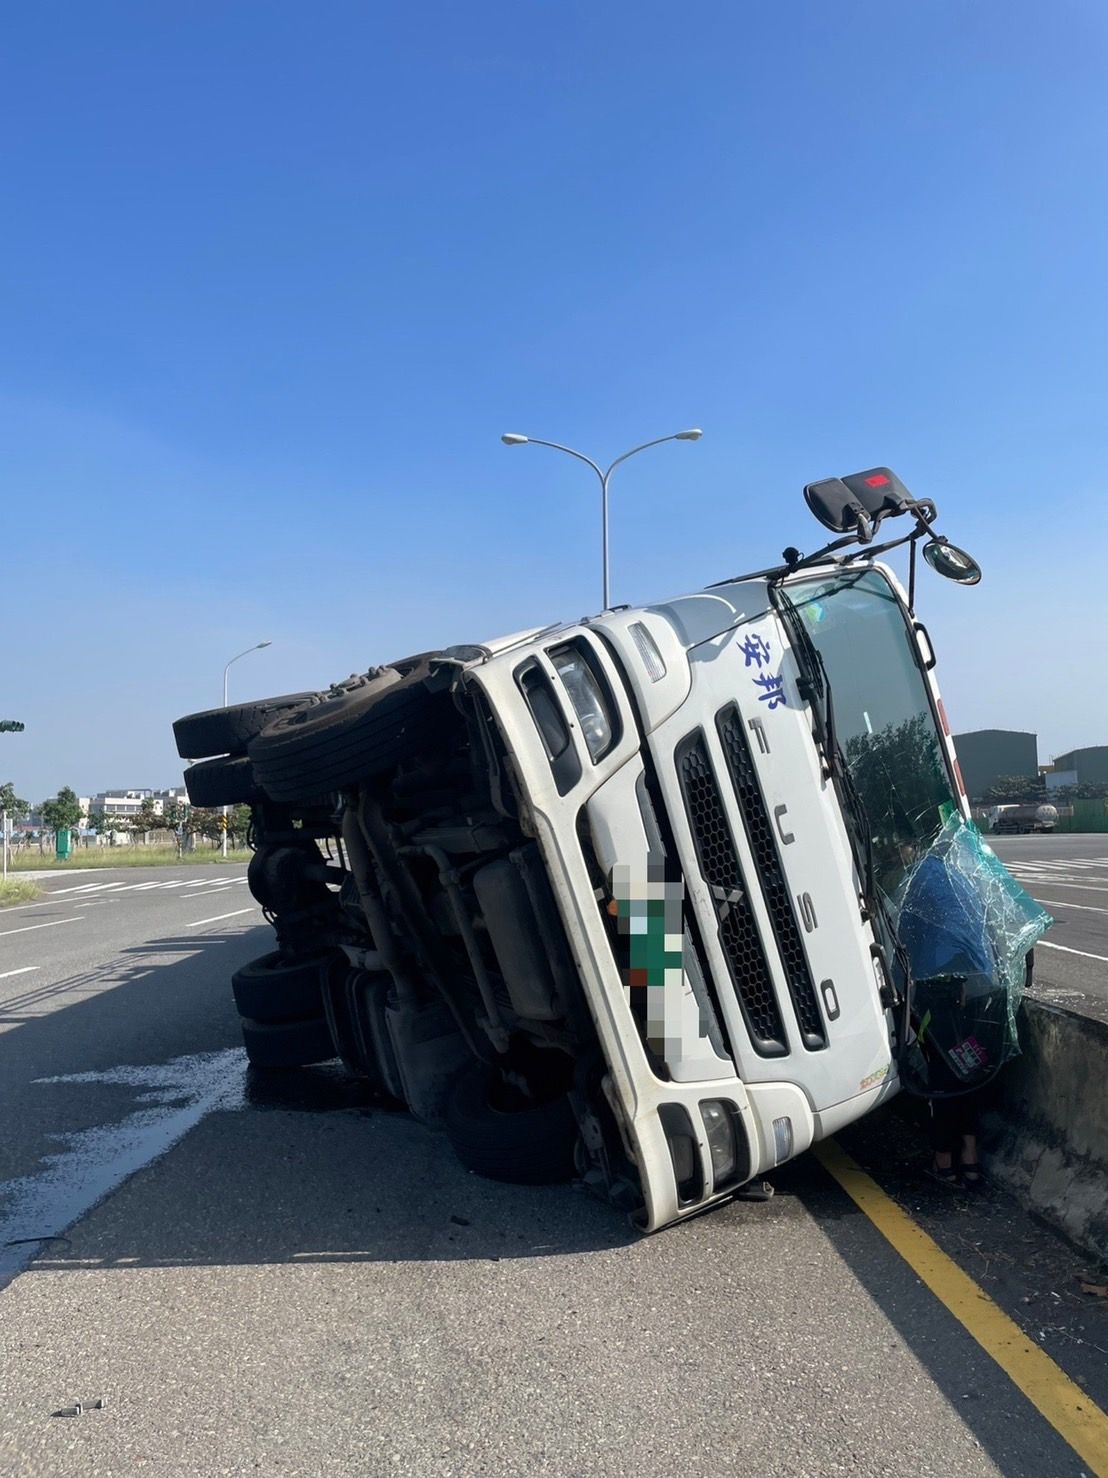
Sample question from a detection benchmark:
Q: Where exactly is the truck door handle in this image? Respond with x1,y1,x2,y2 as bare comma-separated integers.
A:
913,621,936,671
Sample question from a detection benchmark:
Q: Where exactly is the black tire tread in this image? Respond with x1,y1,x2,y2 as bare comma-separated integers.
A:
184,755,261,807
174,693,317,761
232,951,332,1022
250,666,440,801
240,1015,335,1069
444,1065,577,1185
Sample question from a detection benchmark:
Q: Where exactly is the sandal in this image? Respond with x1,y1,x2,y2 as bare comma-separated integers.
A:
925,1159,960,1189
960,1164,983,1188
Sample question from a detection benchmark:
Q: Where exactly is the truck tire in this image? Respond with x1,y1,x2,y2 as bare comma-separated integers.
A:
173,693,317,761
240,1015,335,1069
184,755,261,807
249,658,440,802
444,1064,578,1185
232,951,332,1023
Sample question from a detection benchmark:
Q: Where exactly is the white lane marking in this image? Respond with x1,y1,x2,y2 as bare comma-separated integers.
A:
1010,867,1106,876
1010,851,1108,863
1035,898,1108,916
0,966,39,979
1039,940,1108,963
42,874,246,896
0,897,79,912
0,917,80,938
1011,880,1108,894
185,907,255,928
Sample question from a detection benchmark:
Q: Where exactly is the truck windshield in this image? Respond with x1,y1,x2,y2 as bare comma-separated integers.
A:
784,568,957,900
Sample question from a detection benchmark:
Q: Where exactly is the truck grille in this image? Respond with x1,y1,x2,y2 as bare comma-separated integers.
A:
717,706,826,1050
676,732,787,1057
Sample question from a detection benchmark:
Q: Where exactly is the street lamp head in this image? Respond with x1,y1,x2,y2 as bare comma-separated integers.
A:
256,641,273,650
675,429,703,441
501,433,529,445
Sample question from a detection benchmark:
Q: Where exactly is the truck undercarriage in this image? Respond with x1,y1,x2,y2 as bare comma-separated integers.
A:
180,658,641,1208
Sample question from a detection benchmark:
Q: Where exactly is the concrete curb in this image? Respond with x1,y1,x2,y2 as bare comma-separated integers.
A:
983,997,1108,1265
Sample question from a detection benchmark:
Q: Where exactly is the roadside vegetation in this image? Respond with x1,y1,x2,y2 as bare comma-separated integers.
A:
8,846,251,871
0,877,40,905
2,782,257,869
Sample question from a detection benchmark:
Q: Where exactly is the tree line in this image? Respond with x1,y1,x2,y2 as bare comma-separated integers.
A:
978,775,1108,804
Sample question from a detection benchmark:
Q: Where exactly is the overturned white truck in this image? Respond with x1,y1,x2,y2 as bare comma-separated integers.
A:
176,467,1050,1231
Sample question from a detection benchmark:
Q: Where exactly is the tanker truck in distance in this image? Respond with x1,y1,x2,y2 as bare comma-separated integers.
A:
991,803,1058,835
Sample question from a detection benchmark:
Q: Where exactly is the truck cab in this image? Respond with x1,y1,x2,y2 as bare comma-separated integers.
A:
456,559,962,1228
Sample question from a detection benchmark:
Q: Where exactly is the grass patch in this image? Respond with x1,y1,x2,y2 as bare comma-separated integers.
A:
8,847,251,871
0,877,41,906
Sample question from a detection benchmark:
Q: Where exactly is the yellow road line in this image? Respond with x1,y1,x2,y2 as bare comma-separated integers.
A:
813,1139,1108,1477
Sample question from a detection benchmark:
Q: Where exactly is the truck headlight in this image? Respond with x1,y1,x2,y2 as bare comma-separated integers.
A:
550,644,616,761
772,1115,794,1165
629,621,667,682
700,1100,738,1185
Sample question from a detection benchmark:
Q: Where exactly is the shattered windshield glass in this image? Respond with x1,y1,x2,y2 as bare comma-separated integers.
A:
889,813,1052,1093
781,567,1052,1092
784,568,955,897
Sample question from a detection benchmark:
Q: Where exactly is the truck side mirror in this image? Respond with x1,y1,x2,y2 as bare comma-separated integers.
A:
922,539,981,585
803,477,873,539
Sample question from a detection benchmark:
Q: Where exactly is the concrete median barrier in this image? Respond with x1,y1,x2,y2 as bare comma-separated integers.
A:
985,998,1108,1263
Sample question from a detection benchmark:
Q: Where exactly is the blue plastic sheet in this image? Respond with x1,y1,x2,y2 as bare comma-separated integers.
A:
888,814,1052,1093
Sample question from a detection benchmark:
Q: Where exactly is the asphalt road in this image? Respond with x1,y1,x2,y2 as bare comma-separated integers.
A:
991,834,1108,1023
0,864,1105,1477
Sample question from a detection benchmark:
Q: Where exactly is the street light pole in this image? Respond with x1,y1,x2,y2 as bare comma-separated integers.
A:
223,641,272,709
220,640,272,856
501,429,703,609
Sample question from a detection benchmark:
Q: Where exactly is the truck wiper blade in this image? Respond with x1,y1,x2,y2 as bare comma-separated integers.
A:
771,584,914,1046
769,586,877,905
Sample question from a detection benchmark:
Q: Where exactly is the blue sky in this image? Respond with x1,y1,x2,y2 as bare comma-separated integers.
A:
2,1,1106,801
